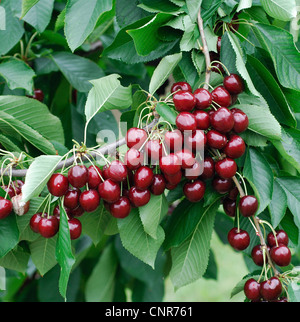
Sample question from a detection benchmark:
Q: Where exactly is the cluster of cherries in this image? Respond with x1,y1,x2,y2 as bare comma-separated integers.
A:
0,180,24,219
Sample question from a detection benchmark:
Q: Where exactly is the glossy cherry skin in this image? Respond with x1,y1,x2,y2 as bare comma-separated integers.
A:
150,174,166,196
211,86,232,107
206,130,227,149
244,278,261,301
185,160,202,180
173,90,196,112
124,148,144,170
47,173,69,197
183,180,206,203
0,197,13,219
215,158,237,179
212,177,234,194
159,153,181,176
223,74,244,95
270,245,291,267
126,127,148,149
260,277,282,301
98,179,121,203
200,157,215,180
193,88,212,110
134,166,154,190
239,195,258,217
164,171,182,185
222,197,236,217
194,110,210,130
175,149,195,169
185,130,206,154
210,107,234,133
145,139,163,163
267,230,289,247
107,160,128,182
164,130,183,152
251,245,270,266
231,108,249,133
68,218,82,240
176,112,197,133
109,196,131,219
1,185,15,199
87,165,103,189
64,188,81,209
70,206,85,218
29,89,44,102
79,190,100,212
171,82,192,93
68,165,88,189
228,228,250,251
224,134,246,159
38,216,59,238
30,213,43,233
128,187,151,207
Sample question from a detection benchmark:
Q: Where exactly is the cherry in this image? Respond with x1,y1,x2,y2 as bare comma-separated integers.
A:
193,88,212,110
194,110,210,130
145,139,163,163
124,148,144,170
30,213,43,233
200,156,215,180
267,230,289,247
126,127,148,149
239,195,258,217
222,197,236,217
176,112,197,133
206,130,227,149
28,89,44,102
223,74,244,94
98,179,121,203
210,107,234,133
260,277,282,301
164,130,183,152
223,134,246,159
185,130,206,154
47,173,69,197
107,160,128,182
212,177,234,194
87,165,103,189
215,158,237,179
251,245,270,266
68,165,88,189
231,108,249,133
64,188,81,210
183,180,206,203
173,90,196,112
70,205,85,218
0,197,13,220
38,216,59,238
227,227,250,251
68,218,82,240
185,160,202,180
79,190,100,212
166,182,178,190
109,196,131,219
171,82,192,93
244,278,261,301
53,205,72,219
228,186,239,200
159,153,181,176
134,166,154,190
2,185,15,199
217,36,222,53
164,171,182,185
211,86,232,107
128,187,151,207
270,245,291,267
175,149,195,169
150,174,166,196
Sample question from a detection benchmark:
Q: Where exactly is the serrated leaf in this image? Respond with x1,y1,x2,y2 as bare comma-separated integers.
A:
21,0,40,18
268,180,287,228
261,0,297,21
155,102,178,125
0,215,19,259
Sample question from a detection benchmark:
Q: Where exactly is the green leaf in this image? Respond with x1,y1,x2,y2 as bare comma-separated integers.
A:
149,52,182,94
186,0,202,22
268,180,287,228
243,147,274,214
21,0,40,18
0,246,30,274
155,102,178,125
116,0,150,28
0,215,19,259
260,0,297,21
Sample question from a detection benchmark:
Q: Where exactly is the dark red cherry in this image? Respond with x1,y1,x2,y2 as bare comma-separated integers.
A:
165,182,178,190
224,134,246,159
206,130,227,149
68,165,88,189
193,88,212,110
228,227,250,251
184,160,202,180
270,245,291,267
64,188,81,210
70,205,85,218
145,139,163,163
164,129,183,152
150,174,166,196
30,213,43,233
267,230,289,247
185,130,206,154
244,278,261,301
38,216,59,238
47,173,69,197
159,153,181,176
68,218,82,240
260,277,282,301
200,157,215,180
30,89,44,102
223,74,244,95
183,180,206,203
126,127,148,149
215,158,237,179
87,165,103,189
134,166,154,190
98,179,121,203
251,245,270,266
175,149,195,169
124,148,144,170
228,186,239,200
107,160,128,182
222,197,236,217
239,195,258,217
1,185,15,199
217,36,222,53
194,110,210,130
212,177,234,194
109,196,131,219
211,86,232,107
231,108,249,133
171,82,192,93
128,187,151,207
173,90,196,112
164,171,182,185
210,107,234,133
0,197,13,219
176,112,197,133
79,190,100,212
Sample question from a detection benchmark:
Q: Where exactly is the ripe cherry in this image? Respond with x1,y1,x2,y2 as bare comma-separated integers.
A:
134,166,154,190
87,165,103,189
68,218,82,240
211,86,232,107
64,188,81,210
183,180,206,203
98,179,121,203
126,127,148,149
145,139,163,163
215,158,237,179
28,89,44,102
228,227,250,251
194,110,210,130
128,187,151,207
124,148,144,170
222,197,236,217
193,88,212,110
244,278,261,301
68,165,88,189
270,245,291,267
185,130,206,154
164,171,182,185
109,196,131,219
267,230,289,247
251,245,270,266
260,277,282,301
150,174,166,196
30,213,43,233
231,108,249,133
206,130,227,149
224,134,246,159
217,36,222,53
171,82,192,93
212,177,234,194
185,160,202,180
200,157,215,180
79,190,100,212
173,90,196,112
159,153,181,176
1,185,15,199
239,195,258,217
47,173,69,197
164,130,183,152
175,149,195,169
223,74,244,95
70,205,85,218
176,112,197,133
107,160,128,182
210,107,234,133
38,216,59,238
